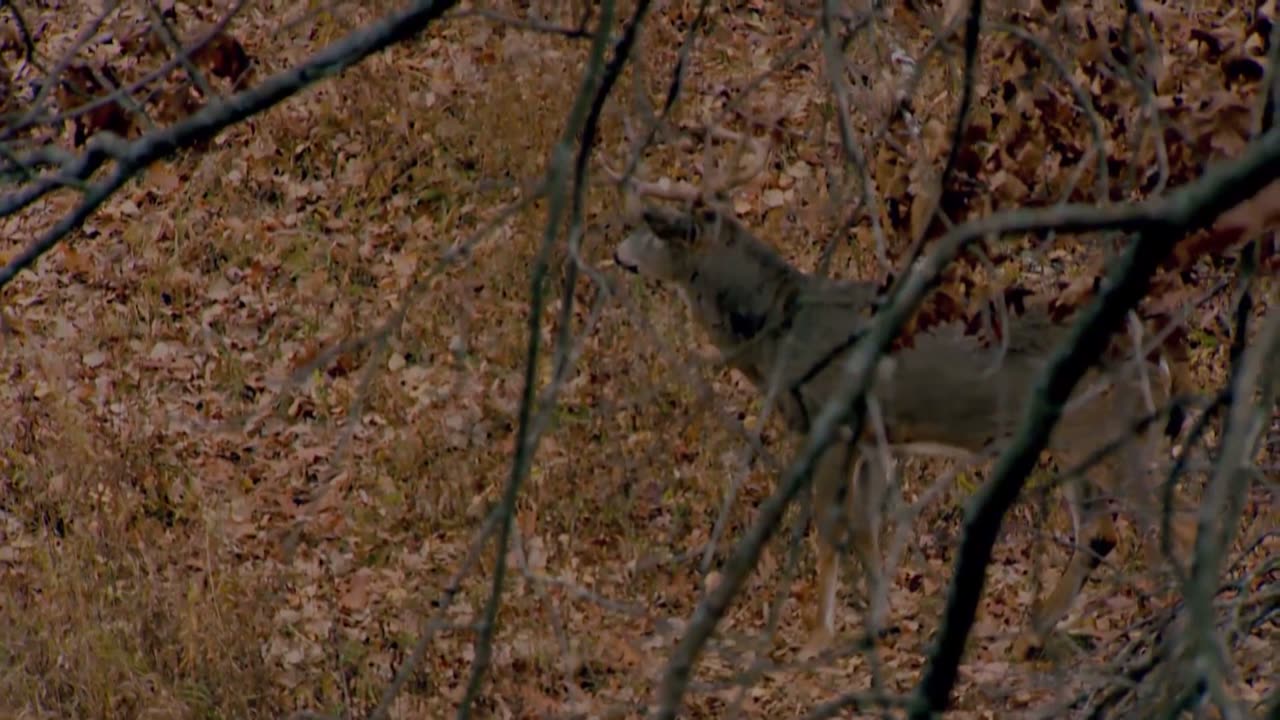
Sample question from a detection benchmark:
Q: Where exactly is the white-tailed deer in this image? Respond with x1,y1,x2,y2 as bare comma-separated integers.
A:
613,197,1192,654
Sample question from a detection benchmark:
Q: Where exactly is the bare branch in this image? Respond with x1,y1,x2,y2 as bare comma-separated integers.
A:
0,0,463,290
453,6,594,38
1184,283,1280,719
890,0,984,287
817,0,889,275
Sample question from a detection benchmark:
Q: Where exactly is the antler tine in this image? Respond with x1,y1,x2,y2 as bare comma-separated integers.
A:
598,121,772,213
705,124,771,198
672,123,772,202
600,159,704,202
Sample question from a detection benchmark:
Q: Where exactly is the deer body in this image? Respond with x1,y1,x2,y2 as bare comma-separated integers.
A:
615,203,1182,652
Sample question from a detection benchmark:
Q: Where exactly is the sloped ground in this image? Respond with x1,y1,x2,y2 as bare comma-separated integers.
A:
1,0,1276,717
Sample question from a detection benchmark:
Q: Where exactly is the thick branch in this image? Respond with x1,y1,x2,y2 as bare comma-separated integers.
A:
1184,298,1280,719
909,223,1169,719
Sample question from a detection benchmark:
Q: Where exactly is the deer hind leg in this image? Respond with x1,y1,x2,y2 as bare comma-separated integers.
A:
848,449,887,629
805,525,838,655
1030,477,1118,637
805,441,852,653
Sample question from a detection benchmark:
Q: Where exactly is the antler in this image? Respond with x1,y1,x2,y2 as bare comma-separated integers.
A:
601,120,772,210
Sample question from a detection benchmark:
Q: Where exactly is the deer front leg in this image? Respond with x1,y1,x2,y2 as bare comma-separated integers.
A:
849,453,886,632
802,439,873,656
802,527,839,658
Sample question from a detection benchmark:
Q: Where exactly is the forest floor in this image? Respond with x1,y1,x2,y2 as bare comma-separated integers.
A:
1,0,1276,717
